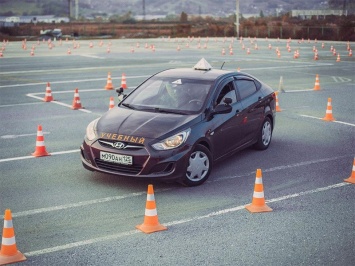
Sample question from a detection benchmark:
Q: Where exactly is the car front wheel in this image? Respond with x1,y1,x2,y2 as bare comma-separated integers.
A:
254,117,272,150
181,144,212,186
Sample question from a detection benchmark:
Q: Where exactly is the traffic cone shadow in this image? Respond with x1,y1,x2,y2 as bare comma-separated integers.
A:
32,125,50,157
0,209,26,265
344,157,355,184
245,169,272,213
136,184,167,234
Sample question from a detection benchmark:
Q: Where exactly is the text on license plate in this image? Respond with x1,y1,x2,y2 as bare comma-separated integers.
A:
100,151,133,165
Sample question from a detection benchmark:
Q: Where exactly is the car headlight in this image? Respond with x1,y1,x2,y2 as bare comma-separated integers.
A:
86,118,100,141
152,129,191,150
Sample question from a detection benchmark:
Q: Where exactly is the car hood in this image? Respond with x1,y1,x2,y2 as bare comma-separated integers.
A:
97,107,200,140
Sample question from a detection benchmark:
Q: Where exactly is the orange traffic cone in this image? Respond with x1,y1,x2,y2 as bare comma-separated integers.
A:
120,73,127,89
105,72,114,90
108,97,114,110
136,184,167,234
71,88,83,110
322,98,335,122
245,169,272,213
313,74,320,91
32,125,50,157
344,157,355,184
336,53,341,62
0,209,26,265
43,82,54,102
275,92,281,112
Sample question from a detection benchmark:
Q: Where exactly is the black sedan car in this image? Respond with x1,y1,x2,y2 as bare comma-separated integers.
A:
80,59,276,186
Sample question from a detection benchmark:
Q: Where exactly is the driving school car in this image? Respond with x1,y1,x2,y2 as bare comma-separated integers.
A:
80,59,276,186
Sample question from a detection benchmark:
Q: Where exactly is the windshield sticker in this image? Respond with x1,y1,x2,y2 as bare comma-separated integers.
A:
100,132,145,144
172,79,182,85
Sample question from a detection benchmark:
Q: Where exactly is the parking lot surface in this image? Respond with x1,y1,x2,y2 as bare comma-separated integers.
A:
0,37,354,265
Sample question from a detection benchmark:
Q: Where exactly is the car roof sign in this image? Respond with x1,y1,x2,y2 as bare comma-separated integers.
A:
194,58,212,71
172,79,182,84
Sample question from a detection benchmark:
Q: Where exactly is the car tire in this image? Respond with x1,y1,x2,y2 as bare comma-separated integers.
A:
254,117,272,150
181,144,212,187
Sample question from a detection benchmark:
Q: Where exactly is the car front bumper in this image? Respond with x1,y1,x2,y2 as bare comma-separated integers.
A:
80,138,192,181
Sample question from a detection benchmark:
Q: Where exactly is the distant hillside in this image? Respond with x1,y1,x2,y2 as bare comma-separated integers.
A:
0,0,350,18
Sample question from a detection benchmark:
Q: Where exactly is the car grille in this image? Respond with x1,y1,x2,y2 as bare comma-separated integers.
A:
98,139,144,150
95,159,142,175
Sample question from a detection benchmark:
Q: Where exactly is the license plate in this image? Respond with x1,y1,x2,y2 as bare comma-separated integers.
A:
100,151,133,165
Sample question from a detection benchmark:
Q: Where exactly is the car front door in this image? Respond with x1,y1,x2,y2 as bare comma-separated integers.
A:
234,77,265,144
207,78,246,160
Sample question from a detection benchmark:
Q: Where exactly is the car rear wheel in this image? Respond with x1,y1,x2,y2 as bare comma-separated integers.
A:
181,144,212,186
254,117,272,150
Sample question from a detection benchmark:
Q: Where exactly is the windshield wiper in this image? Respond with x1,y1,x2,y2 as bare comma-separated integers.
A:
154,107,187,115
121,103,135,110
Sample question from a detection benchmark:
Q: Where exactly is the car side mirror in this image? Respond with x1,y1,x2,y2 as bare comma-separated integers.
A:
116,87,126,102
213,103,232,115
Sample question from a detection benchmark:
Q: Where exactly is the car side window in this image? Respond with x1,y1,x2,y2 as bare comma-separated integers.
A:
215,81,237,106
234,79,257,100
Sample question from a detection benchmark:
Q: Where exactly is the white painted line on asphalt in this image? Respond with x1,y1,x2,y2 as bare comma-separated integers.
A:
80,54,105,59
25,230,139,256
300,115,355,127
0,102,44,108
1,132,50,139
24,181,350,257
276,106,310,110
29,88,110,95
26,93,92,113
0,75,149,88
13,191,147,218
0,149,79,163
215,155,351,183
284,89,314,93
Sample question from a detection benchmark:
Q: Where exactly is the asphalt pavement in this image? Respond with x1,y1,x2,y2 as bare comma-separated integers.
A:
0,37,354,266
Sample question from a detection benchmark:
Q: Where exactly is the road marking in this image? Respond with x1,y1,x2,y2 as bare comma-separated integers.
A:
0,102,44,108
79,54,105,59
24,181,350,257
29,88,111,95
284,89,314,93
1,132,50,139
2,154,350,216
12,191,148,218
0,149,79,163
0,75,149,89
26,93,93,113
332,76,352,83
300,115,355,127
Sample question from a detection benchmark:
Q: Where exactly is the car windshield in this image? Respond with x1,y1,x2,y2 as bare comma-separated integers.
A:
122,76,212,114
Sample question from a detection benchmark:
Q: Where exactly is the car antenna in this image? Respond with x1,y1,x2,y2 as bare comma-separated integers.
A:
220,62,225,69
